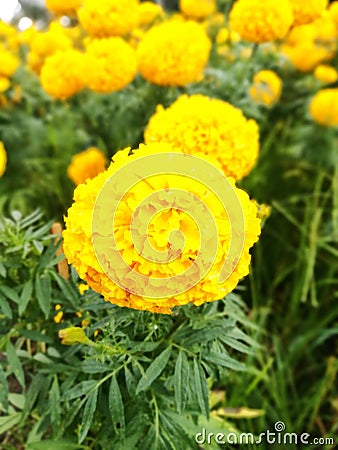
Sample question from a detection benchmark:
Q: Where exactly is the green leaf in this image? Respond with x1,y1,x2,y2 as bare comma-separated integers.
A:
78,388,98,444
6,340,25,387
204,351,246,372
49,376,61,437
19,279,33,316
0,365,8,413
109,374,125,439
35,273,51,318
136,346,172,394
0,285,20,304
193,359,209,419
0,292,13,318
50,271,78,306
62,380,98,401
124,365,137,396
0,412,22,434
26,440,85,450
174,350,189,414
20,328,53,343
0,262,6,277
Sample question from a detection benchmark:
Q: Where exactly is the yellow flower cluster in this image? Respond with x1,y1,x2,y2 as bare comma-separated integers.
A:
249,70,282,106
309,88,338,126
329,1,338,24
314,65,338,83
137,21,211,86
282,13,337,71
40,49,86,99
84,38,137,93
68,148,107,185
229,0,294,43
78,0,140,38
45,0,82,15
291,0,328,26
145,94,259,180
0,77,10,93
179,0,216,19
63,143,261,314
28,23,72,74
0,141,6,177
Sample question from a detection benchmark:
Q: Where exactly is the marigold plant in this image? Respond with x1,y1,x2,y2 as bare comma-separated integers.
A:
290,0,328,26
229,0,294,43
144,94,259,180
68,148,107,185
137,21,211,86
63,143,261,314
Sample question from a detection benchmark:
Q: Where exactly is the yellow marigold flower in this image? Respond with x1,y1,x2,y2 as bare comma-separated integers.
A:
249,70,282,106
290,0,328,26
179,0,216,19
28,24,72,74
46,0,82,15
137,21,211,86
63,142,261,314
229,0,294,43
0,141,6,177
59,327,91,345
78,0,140,38
145,94,259,180
0,77,10,92
309,88,338,126
0,49,19,78
329,1,338,24
68,147,107,185
216,27,230,45
40,49,86,100
314,64,338,83
138,2,164,27
84,38,137,93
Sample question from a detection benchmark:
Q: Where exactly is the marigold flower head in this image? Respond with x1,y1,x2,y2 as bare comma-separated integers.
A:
68,147,107,185
46,0,82,15
329,1,338,24
249,70,282,106
40,49,86,99
314,64,338,83
78,0,140,38
84,37,137,93
28,23,72,74
137,21,211,86
145,94,259,180
0,141,6,177
309,88,338,126
0,48,19,78
0,77,10,93
138,2,164,27
290,0,328,26
63,142,261,314
179,0,216,19
229,0,294,43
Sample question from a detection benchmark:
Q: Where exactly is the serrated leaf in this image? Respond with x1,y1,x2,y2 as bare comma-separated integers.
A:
26,440,85,450
136,346,171,394
0,285,20,304
0,365,8,413
35,273,51,318
0,292,13,318
6,340,25,387
62,380,98,401
0,412,22,434
204,351,246,372
193,359,209,419
50,271,78,306
124,365,137,396
78,388,98,444
174,350,189,414
0,262,6,277
109,375,125,439
19,279,33,316
50,376,61,437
